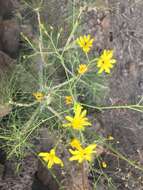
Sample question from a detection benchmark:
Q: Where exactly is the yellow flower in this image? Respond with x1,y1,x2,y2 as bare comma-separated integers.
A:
77,35,94,53
70,138,82,150
101,161,107,168
69,139,96,163
33,92,45,102
97,50,116,74
65,96,73,105
63,104,91,131
77,64,88,75
38,149,64,169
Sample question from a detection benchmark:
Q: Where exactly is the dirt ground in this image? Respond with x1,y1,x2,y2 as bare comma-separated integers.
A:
0,0,143,189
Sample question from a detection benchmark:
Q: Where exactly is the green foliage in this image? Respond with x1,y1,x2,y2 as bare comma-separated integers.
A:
0,1,143,189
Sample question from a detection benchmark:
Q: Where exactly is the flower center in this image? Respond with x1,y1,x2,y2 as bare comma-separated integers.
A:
72,118,82,129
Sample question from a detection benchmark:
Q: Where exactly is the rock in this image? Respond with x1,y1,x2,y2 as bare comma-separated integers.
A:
0,164,4,179
0,51,15,111
35,129,63,189
0,50,15,72
0,0,13,19
0,104,12,118
34,128,92,190
0,149,6,180
0,19,20,58
0,0,19,19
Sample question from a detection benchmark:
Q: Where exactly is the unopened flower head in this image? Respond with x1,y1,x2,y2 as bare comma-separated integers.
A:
77,35,94,53
97,50,116,74
65,96,73,105
78,64,88,75
63,104,91,131
38,149,63,169
33,92,45,102
107,135,114,141
101,161,107,168
69,138,96,163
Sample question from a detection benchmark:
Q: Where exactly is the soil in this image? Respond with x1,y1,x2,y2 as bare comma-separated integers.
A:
0,0,143,189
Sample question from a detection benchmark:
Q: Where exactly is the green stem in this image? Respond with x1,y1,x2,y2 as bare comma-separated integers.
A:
47,106,63,121
83,103,143,112
36,10,45,90
9,100,37,107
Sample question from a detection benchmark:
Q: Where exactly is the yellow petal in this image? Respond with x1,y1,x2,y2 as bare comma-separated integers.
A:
84,144,97,153
89,38,94,44
87,34,90,41
77,38,80,44
38,152,49,157
83,35,87,42
69,149,80,155
80,36,85,46
69,155,79,161
85,155,92,162
82,121,92,126
65,116,73,122
98,67,104,74
105,68,110,73
47,160,54,169
70,138,82,150
69,154,84,163
54,157,64,167
83,47,90,53
63,123,71,127
74,104,82,117
107,50,113,59
49,149,56,156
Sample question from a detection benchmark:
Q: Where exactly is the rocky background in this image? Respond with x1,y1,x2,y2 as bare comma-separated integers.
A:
0,0,19,59
0,0,143,189
0,0,20,117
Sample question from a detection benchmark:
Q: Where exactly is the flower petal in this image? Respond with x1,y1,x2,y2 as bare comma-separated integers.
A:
65,116,73,122
69,149,80,155
38,152,49,157
54,157,64,167
84,144,97,153
47,160,54,169
70,138,82,150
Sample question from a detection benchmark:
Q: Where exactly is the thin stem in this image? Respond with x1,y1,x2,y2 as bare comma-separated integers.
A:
137,96,143,105
83,103,143,112
47,106,63,121
62,8,83,55
9,100,37,107
106,144,143,172
36,10,45,90
81,163,86,190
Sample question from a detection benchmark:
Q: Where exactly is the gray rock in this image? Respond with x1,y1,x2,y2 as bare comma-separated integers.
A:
0,0,19,19
0,50,15,72
0,19,20,58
